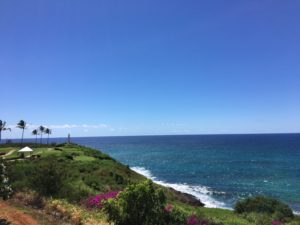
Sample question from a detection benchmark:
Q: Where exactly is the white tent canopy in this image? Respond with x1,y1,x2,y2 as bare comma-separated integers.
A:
18,146,33,152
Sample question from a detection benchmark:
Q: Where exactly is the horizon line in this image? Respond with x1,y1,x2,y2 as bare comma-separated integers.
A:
4,132,300,140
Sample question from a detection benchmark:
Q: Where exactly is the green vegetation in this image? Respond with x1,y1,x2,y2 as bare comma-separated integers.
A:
104,180,186,225
235,196,294,222
5,143,144,202
1,143,299,225
30,157,66,197
0,158,13,200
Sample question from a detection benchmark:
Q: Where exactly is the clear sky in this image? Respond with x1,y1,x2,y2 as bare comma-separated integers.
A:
1,0,300,138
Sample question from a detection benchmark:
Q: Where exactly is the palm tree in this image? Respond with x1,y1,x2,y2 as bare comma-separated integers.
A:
17,120,27,145
32,129,39,144
0,120,11,143
39,126,45,144
45,128,52,145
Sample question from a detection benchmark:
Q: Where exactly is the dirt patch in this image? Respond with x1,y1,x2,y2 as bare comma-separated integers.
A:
0,201,40,225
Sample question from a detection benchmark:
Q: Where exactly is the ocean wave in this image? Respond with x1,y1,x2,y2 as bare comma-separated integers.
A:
130,166,300,215
131,166,230,209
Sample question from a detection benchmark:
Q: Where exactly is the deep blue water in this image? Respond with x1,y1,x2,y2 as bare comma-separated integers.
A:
9,134,300,212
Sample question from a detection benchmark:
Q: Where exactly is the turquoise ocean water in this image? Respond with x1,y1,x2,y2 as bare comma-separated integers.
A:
14,134,300,213
71,134,300,213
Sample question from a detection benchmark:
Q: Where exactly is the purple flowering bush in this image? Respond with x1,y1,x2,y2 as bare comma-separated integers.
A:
84,191,119,209
186,214,221,225
272,221,282,225
165,204,174,213
187,214,199,225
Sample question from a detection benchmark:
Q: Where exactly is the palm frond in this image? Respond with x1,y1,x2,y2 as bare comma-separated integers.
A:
32,129,39,135
45,128,52,134
39,126,45,132
17,120,27,129
0,121,8,130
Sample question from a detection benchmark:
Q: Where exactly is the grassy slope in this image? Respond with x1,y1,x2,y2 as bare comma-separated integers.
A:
3,144,144,197
1,143,299,225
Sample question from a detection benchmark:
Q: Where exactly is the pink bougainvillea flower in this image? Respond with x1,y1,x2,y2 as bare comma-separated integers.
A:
165,204,174,213
85,191,119,208
187,214,199,225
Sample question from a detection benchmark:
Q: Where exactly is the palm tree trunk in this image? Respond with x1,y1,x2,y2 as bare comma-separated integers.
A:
21,129,24,145
0,131,2,143
40,133,43,144
47,134,49,145
35,134,37,144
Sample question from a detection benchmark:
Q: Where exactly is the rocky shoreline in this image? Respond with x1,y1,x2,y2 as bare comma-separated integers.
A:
167,187,205,207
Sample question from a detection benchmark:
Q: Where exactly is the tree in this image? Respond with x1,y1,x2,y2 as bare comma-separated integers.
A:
32,129,39,144
0,159,13,200
44,128,52,145
39,126,45,144
0,120,11,143
17,120,26,145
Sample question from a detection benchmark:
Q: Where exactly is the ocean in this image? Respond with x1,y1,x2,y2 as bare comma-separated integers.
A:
10,134,300,213
70,134,300,213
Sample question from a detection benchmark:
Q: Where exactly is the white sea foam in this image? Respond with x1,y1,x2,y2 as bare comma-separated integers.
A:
294,211,300,215
131,167,300,214
131,166,230,209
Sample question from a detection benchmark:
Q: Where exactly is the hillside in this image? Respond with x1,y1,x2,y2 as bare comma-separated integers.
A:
1,143,299,225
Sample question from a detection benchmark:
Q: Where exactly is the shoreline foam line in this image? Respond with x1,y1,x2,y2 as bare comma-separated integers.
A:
131,166,300,215
131,166,230,209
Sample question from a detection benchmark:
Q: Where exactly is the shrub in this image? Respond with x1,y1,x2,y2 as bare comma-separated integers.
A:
84,191,119,208
7,161,34,191
58,182,90,202
104,180,186,225
30,157,66,197
114,173,125,185
83,175,99,189
187,215,199,225
164,205,187,225
0,159,13,200
235,196,294,221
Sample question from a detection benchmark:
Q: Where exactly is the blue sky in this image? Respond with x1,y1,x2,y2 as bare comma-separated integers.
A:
1,0,300,138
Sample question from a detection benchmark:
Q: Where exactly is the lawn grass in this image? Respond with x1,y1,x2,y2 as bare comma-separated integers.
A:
0,147,15,154
200,207,253,225
5,143,145,200
0,146,61,159
74,155,96,161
